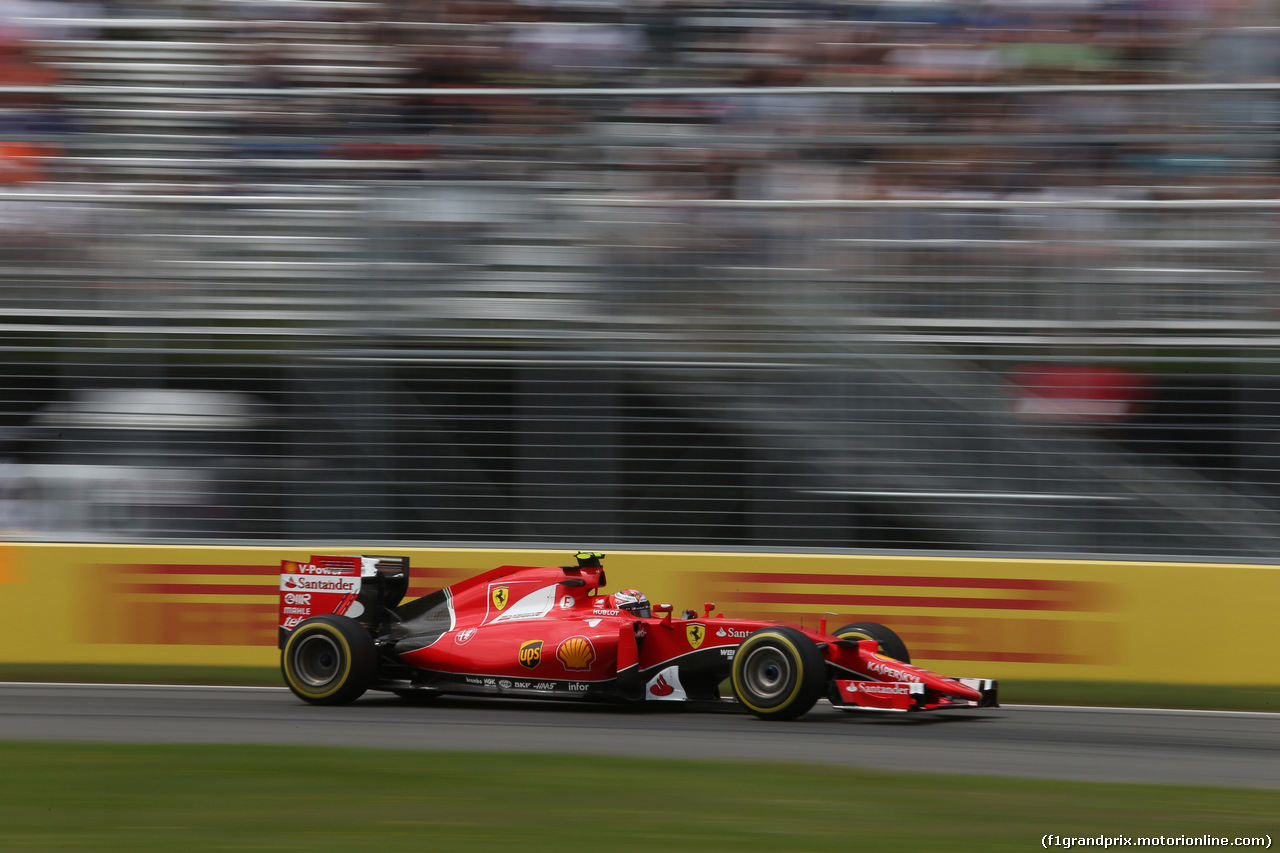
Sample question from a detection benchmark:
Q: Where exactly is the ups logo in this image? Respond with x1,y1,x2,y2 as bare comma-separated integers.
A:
686,624,705,649
518,640,544,669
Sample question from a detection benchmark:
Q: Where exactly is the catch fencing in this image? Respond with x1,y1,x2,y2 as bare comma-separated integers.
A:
4,27,1280,558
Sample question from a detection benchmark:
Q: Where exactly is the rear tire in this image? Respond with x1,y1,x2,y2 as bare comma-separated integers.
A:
282,615,377,705
730,627,825,721
832,621,910,664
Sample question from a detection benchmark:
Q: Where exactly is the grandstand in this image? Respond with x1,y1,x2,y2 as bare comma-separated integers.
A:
2,0,1280,557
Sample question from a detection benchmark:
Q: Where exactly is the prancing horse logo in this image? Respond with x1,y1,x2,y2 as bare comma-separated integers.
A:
492,587,509,610
686,624,705,649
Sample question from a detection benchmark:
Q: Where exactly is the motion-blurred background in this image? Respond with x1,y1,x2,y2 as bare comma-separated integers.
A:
1,0,1278,559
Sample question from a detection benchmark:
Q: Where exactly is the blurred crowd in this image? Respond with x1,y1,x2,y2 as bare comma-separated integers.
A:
0,0,1275,201
0,1,1277,543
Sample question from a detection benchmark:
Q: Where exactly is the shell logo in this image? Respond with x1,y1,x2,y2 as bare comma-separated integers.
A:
557,636,596,671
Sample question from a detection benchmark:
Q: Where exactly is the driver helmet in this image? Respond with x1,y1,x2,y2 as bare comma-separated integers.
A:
613,588,651,618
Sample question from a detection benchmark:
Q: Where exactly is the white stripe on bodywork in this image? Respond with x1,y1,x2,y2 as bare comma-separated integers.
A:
643,665,687,701
492,584,557,623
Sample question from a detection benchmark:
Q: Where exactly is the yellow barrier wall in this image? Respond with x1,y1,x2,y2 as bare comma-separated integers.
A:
2,543,1277,685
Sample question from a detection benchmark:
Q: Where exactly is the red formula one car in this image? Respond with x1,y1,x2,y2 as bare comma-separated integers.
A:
278,552,997,720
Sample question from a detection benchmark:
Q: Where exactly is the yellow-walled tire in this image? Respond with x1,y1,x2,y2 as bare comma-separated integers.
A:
730,627,825,721
833,621,910,664
281,615,377,706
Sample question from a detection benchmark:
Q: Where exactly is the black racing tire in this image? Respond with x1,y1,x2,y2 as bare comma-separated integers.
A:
832,621,911,664
281,615,377,706
730,627,826,721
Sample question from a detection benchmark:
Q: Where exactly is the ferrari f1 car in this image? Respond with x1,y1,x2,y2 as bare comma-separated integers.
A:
278,552,997,720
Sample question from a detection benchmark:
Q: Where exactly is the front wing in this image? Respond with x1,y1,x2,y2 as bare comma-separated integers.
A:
831,677,998,713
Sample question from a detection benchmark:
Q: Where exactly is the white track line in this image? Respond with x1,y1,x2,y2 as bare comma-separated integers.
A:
0,681,287,692
3,682,1273,716
1001,703,1278,718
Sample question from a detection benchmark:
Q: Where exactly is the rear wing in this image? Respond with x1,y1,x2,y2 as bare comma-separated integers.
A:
277,555,409,648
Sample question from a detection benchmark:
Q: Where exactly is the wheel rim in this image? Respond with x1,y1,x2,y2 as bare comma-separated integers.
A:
293,633,343,688
741,645,792,701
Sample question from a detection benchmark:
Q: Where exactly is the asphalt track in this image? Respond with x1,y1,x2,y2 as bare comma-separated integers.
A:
1,683,1276,789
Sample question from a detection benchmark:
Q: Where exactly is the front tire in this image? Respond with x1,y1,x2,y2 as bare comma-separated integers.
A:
730,627,825,721
282,615,377,705
832,621,910,664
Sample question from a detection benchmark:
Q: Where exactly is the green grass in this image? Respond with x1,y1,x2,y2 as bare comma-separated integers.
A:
1,743,1274,852
2,665,1276,712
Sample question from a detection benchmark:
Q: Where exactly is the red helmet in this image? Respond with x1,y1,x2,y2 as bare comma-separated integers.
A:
613,589,651,619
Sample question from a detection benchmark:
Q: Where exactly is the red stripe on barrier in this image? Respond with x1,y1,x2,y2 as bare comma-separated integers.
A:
113,564,277,576
113,563,468,578
107,564,471,600
113,582,274,596
915,649,1095,664
731,591,1064,610
720,571,1069,591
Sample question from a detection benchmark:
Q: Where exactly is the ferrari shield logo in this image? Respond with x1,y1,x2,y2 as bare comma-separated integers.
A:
686,623,705,649
491,587,509,611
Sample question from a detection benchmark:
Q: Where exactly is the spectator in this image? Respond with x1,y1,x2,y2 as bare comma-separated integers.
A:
0,30,66,134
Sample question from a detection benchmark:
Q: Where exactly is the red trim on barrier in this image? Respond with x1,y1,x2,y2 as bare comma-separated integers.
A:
722,572,1068,590
115,582,274,596
918,649,1096,664
114,564,276,576
732,591,1064,610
